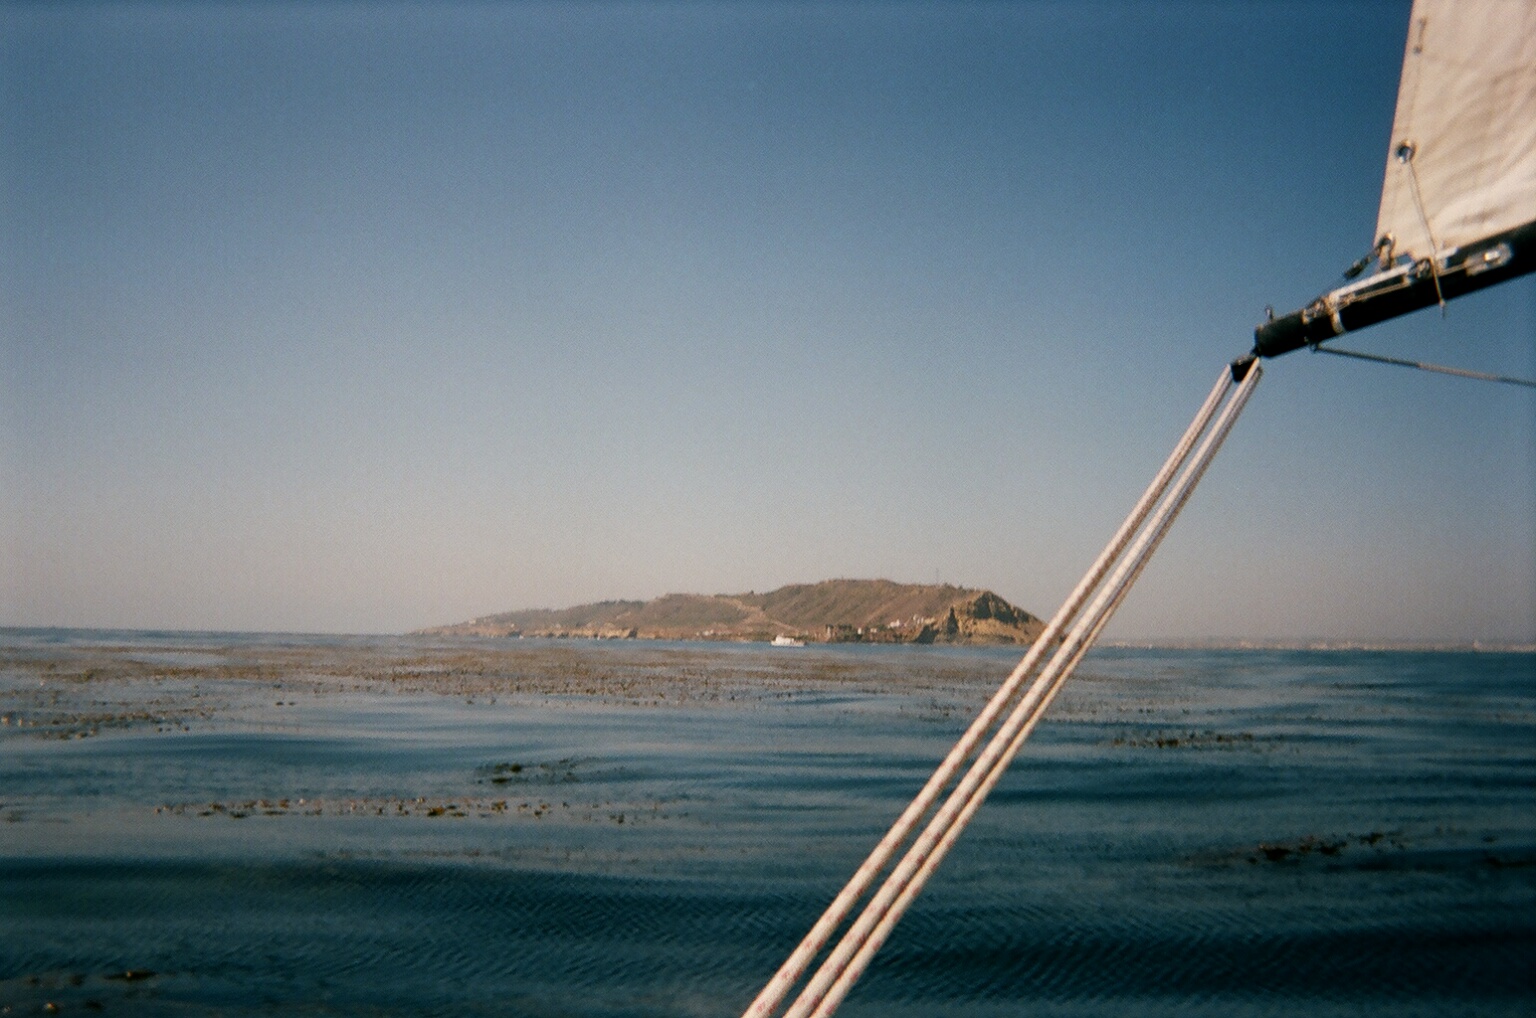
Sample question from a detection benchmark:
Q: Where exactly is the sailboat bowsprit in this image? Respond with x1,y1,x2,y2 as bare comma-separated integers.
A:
746,2,1534,1015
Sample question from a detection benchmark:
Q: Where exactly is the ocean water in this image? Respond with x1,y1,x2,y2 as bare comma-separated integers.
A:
1,631,1532,1017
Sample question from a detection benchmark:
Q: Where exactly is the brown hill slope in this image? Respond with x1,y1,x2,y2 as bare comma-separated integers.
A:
416,579,1043,645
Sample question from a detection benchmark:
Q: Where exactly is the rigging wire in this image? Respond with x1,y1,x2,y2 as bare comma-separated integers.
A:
1310,343,1536,388
1396,141,1448,315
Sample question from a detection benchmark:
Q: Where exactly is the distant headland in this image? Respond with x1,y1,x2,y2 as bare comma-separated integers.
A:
415,579,1044,645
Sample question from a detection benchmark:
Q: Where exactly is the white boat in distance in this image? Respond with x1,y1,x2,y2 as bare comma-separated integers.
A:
770,635,805,647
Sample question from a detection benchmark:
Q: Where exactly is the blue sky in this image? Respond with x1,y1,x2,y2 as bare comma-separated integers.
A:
3,1,1532,641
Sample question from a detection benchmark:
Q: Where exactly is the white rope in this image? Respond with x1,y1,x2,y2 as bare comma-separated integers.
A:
745,358,1263,1017
739,364,1240,1018
802,359,1262,1018
796,360,1261,1017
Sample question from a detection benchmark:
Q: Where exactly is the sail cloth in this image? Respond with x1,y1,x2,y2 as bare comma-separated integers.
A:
1376,0,1536,264
1253,0,1536,358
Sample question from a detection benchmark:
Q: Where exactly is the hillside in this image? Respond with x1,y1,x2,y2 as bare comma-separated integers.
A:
415,579,1044,645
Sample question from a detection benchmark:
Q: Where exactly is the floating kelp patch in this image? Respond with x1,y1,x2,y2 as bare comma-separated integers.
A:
1110,730,1274,750
151,794,688,824
157,796,518,819
1241,835,1529,872
1233,829,1533,870
2,968,162,1016
1241,830,1404,864
475,757,586,785
0,707,203,739
1254,836,1351,862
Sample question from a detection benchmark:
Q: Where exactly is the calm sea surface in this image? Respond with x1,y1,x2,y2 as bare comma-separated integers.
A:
2,630,1532,1016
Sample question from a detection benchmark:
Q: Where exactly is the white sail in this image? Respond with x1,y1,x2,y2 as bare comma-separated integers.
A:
1375,0,1536,264
1254,0,1536,357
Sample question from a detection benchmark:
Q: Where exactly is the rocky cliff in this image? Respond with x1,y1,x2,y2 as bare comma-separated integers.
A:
416,579,1044,645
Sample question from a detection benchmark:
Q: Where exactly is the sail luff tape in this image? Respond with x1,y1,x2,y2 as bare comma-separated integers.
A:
788,363,1262,1018
742,365,1239,1018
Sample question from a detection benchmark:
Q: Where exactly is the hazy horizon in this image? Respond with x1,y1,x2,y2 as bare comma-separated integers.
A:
4,1,1533,643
